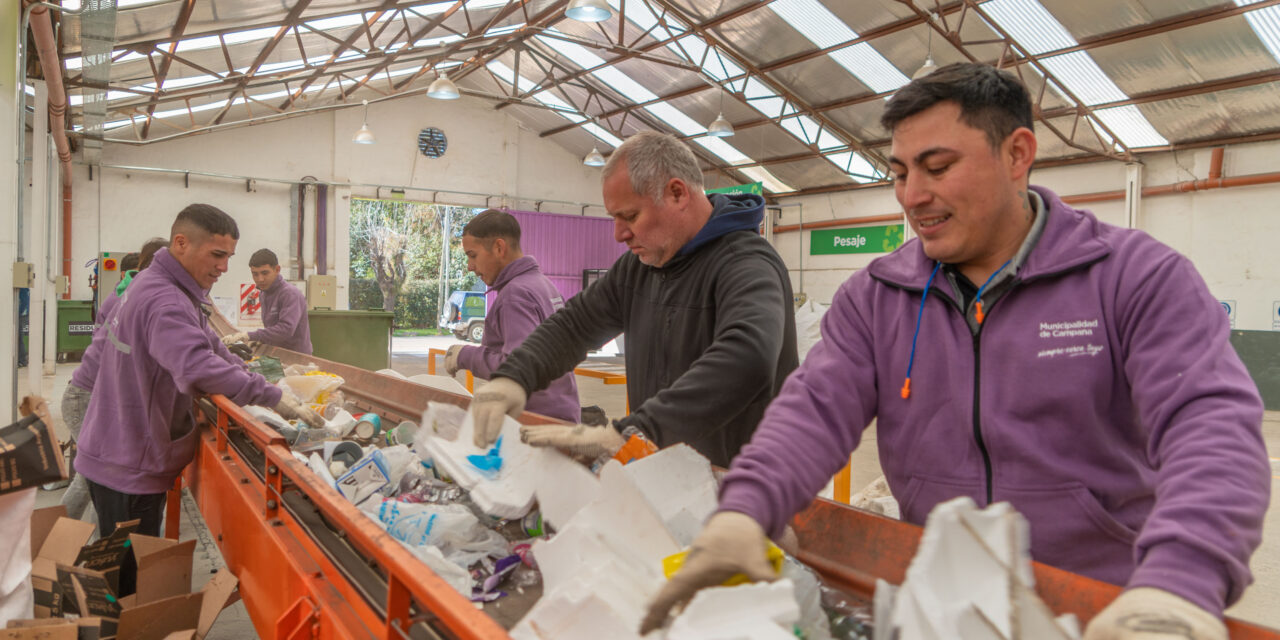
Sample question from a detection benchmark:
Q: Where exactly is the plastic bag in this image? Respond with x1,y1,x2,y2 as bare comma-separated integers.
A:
420,402,467,443
278,372,344,403
283,362,319,377
368,500,509,567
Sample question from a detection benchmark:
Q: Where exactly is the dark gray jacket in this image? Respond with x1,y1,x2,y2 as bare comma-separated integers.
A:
495,194,798,467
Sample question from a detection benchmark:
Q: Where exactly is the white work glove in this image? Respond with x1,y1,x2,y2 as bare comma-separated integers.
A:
444,344,464,376
520,423,626,459
640,511,777,634
274,395,324,429
221,331,251,346
470,377,527,448
1083,587,1226,640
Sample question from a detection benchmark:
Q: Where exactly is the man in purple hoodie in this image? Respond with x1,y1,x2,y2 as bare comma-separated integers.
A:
222,248,312,354
75,204,322,537
643,64,1268,639
444,209,579,423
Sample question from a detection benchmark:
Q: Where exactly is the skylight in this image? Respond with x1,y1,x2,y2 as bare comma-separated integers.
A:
982,0,1169,148
487,60,623,148
535,32,794,191
1235,0,1280,63
767,0,909,94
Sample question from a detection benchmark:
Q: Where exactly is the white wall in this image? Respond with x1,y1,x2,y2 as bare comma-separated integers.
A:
774,139,1280,332
67,94,609,310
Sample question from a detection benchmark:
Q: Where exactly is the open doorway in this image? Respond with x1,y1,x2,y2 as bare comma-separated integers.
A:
347,197,481,335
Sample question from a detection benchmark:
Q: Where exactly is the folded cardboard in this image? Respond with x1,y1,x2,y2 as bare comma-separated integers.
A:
31,516,95,618
20,507,240,640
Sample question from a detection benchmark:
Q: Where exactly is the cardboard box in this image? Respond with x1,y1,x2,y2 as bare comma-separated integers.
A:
31,516,95,617
20,508,240,639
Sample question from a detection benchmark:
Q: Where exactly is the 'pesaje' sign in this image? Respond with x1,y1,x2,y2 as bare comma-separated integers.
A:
811,224,905,255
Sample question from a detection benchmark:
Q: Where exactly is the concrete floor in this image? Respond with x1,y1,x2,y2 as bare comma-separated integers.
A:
16,340,1280,632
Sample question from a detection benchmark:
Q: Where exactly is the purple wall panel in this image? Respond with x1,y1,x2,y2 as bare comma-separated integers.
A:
505,210,626,300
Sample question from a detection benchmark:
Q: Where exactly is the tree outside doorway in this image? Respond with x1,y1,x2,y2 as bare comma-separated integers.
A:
348,198,480,330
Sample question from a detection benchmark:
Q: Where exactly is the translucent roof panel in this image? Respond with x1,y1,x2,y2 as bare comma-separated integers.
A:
1236,1,1280,63
982,0,1170,148
766,0,909,94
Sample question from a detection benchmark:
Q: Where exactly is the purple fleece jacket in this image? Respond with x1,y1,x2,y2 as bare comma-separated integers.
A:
75,248,283,494
719,186,1268,616
457,256,580,423
72,273,243,393
248,276,312,354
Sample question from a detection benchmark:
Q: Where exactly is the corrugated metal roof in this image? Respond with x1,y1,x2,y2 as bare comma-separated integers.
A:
34,0,1280,196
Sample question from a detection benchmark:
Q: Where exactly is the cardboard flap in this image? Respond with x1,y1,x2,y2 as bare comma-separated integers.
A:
115,593,203,640
132,537,196,605
54,565,120,620
36,519,95,567
160,633,195,640
195,572,239,639
0,623,78,639
75,521,139,573
29,507,67,563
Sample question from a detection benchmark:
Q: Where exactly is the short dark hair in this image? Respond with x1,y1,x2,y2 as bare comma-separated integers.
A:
138,237,168,270
881,63,1034,150
120,253,140,272
249,249,279,268
171,203,239,244
462,209,521,251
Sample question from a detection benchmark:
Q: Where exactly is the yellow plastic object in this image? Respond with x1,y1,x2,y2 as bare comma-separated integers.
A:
662,541,785,586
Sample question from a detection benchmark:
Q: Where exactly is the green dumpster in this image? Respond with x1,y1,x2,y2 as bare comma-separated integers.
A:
58,300,95,360
307,309,394,371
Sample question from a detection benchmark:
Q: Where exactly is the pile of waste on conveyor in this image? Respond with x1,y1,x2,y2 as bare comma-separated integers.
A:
241,361,874,639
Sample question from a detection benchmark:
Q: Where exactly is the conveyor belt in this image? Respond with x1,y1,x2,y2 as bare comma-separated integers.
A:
185,341,1280,639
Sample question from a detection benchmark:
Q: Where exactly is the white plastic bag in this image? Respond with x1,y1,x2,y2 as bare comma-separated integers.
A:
278,373,345,404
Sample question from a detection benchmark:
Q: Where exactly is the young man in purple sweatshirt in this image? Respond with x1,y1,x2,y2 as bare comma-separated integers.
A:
445,209,580,423
644,64,1268,640
75,204,321,537
221,248,312,354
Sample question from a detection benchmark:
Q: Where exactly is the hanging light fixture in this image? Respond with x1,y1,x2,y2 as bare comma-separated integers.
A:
583,146,606,167
707,113,734,137
913,13,939,80
706,82,734,137
428,74,460,100
352,99,375,144
565,0,613,22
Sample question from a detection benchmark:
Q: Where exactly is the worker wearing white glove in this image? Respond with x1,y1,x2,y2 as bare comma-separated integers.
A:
221,331,251,346
1082,588,1226,640
444,344,463,376
274,395,324,429
470,377,527,447
520,423,625,459
640,511,777,634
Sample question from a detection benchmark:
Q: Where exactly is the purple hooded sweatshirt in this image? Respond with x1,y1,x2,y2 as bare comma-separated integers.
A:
457,256,580,423
248,276,312,354
75,248,283,494
72,271,243,394
719,186,1268,616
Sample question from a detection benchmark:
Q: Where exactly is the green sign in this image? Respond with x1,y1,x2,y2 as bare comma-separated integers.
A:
811,224,905,255
706,182,763,196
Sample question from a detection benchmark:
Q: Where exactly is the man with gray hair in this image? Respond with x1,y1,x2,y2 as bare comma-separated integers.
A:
469,131,798,468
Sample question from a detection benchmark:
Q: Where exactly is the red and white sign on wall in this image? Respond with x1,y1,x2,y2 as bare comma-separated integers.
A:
239,283,262,323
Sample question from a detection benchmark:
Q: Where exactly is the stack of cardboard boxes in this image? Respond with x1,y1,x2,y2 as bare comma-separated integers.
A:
5,506,239,640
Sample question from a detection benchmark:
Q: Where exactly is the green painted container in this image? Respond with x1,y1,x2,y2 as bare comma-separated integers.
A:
307,310,394,371
57,300,95,358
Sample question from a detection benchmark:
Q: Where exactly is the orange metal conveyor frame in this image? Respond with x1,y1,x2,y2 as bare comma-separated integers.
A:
181,346,1280,639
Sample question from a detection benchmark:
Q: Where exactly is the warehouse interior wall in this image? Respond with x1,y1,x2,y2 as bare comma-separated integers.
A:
64,94,610,310
773,139,1280,333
